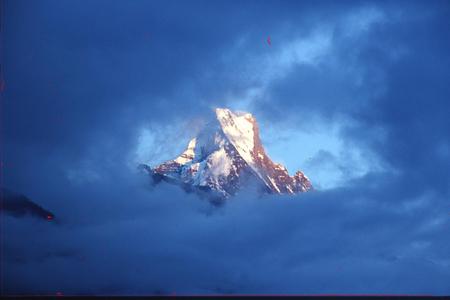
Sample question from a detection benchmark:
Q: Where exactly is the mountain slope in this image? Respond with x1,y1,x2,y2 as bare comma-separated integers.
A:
141,108,312,198
1,188,55,221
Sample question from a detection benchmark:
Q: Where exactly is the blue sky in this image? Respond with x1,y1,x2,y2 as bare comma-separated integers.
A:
2,0,450,295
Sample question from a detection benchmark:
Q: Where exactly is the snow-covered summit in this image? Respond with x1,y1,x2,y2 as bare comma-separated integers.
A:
142,108,312,199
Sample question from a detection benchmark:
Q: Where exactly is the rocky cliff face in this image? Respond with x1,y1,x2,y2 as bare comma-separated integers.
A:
141,108,312,199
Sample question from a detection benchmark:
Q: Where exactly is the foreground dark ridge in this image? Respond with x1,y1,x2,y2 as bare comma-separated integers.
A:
1,188,55,221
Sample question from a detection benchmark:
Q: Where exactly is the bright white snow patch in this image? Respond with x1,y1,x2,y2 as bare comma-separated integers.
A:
174,138,196,165
192,161,207,186
215,108,255,165
268,176,281,193
207,148,232,178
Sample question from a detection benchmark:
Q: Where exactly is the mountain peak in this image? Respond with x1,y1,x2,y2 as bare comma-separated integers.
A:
215,107,254,120
144,108,312,199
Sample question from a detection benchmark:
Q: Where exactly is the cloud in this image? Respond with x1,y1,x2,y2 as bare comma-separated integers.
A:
3,0,450,296
3,169,450,295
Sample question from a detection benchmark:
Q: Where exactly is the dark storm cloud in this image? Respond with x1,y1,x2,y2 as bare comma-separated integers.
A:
346,6,450,197
2,0,450,296
2,0,365,199
1,0,307,193
2,0,363,150
246,0,450,195
3,174,450,295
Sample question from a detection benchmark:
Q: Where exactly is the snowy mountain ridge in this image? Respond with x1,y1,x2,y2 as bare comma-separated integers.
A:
141,108,312,199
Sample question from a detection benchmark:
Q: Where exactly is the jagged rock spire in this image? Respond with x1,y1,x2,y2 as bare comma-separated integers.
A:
143,108,312,198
